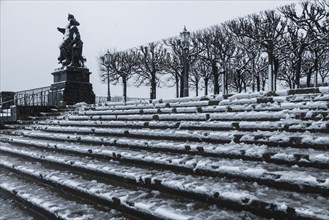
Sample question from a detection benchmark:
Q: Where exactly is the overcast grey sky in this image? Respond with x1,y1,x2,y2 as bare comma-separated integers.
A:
1,0,300,99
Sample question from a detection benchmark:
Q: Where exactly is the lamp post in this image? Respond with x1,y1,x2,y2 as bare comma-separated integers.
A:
180,26,190,97
105,50,112,102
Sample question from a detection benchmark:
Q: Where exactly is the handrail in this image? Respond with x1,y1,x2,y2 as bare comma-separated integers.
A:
0,86,64,109
15,86,51,94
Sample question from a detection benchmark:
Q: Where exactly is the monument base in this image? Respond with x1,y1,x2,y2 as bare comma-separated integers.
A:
50,67,95,105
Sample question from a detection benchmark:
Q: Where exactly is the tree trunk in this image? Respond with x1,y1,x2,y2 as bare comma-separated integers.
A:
295,56,302,89
262,77,266,91
314,52,319,87
321,76,325,85
306,68,312,87
180,74,184,97
273,57,279,91
252,60,255,92
212,61,219,95
150,72,157,99
256,75,260,92
224,71,229,95
268,52,274,91
122,77,127,103
195,81,199,96
236,69,242,93
175,74,179,98
204,78,209,96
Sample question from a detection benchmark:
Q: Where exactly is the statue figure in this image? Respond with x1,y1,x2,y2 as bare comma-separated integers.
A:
57,14,86,68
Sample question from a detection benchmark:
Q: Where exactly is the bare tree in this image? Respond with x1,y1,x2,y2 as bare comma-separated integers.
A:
228,10,287,91
135,42,167,100
280,0,328,38
110,50,138,102
196,58,212,96
189,60,203,96
280,0,329,87
97,50,117,100
196,25,236,95
163,38,183,98
163,34,201,97
229,51,253,93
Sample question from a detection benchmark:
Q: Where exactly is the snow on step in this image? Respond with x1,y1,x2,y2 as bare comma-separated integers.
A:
0,196,35,220
1,88,329,219
55,109,329,123
24,125,329,149
84,88,329,113
35,119,329,133
14,128,329,162
0,155,257,220
238,120,329,132
77,100,329,117
1,153,328,219
280,101,329,110
0,142,328,197
209,111,290,121
0,171,120,220
2,134,329,170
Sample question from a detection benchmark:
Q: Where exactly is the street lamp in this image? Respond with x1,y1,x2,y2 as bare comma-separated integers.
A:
105,50,111,102
180,26,190,97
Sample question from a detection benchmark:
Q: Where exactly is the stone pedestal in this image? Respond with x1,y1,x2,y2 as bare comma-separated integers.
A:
50,67,95,105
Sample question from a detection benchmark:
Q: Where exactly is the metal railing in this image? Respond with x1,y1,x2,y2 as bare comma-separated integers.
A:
0,87,63,123
13,86,63,107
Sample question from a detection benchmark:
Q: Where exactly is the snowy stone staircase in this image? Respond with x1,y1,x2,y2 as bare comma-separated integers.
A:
0,87,328,219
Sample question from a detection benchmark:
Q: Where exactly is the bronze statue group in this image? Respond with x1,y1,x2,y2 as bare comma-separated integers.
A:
57,14,86,68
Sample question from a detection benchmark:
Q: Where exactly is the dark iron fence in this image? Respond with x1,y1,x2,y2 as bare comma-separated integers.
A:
0,87,63,123
14,86,63,107
1,86,150,123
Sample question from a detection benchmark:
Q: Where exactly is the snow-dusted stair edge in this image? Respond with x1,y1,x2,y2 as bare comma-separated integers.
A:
1,142,328,197
2,134,328,170
0,157,261,220
89,87,329,107
1,153,327,220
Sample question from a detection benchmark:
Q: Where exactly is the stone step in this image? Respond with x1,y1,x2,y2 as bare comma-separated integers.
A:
0,169,124,220
0,196,36,220
0,153,258,220
55,110,329,122
1,88,328,219
35,119,329,133
21,125,329,150
78,101,329,116
0,146,328,219
82,99,329,115
0,140,327,196
2,134,328,170
89,90,329,112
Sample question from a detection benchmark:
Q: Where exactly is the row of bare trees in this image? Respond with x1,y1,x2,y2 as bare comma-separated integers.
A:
98,0,329,100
